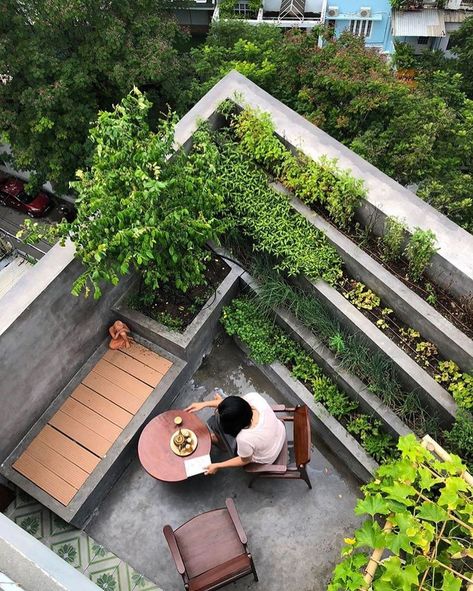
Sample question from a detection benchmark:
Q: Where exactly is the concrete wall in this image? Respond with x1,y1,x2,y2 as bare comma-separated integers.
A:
0,255,131,462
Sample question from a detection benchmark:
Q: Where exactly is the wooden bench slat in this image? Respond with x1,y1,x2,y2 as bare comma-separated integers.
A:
103,349,163,387
93,359,153,400
36,426,100,472
49,411,112,458
61,398,122,443
83,372,141,414
13,453,77,506
71,384,133,429
26,439,89,489
122,342,173,374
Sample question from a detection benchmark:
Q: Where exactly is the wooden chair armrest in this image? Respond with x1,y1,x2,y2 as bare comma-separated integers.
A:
225,498,247,545
272,405,296,413
245,463,287,474
163,525,186,575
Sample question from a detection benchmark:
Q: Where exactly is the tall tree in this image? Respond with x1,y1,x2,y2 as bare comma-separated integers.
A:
449,16,473,98
0,0,189,193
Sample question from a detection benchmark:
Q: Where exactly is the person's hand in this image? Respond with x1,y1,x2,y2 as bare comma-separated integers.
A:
214,392,223,403
204,463,219,476
184,401,207,413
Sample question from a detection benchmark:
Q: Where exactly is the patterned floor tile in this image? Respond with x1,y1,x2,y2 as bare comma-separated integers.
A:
5,489,163,591
87,563,122,591
14,509,44,539
50,535,84,569
127,565,161,591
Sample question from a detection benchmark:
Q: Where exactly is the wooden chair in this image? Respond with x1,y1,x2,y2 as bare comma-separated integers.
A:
245,405,312,490
163,498,258,591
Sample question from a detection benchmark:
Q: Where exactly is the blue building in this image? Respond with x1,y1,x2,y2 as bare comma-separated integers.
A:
326,0,394,53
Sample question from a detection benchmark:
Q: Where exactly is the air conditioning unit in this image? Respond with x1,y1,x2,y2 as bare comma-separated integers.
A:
359,6,371,16
327,5,339,16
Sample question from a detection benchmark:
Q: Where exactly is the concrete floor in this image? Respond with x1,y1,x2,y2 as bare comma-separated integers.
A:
86,335,363,591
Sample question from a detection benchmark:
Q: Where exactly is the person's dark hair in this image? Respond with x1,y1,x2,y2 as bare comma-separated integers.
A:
218,396,252,438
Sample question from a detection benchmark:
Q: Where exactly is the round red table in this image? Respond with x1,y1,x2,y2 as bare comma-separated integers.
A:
138,409,211,482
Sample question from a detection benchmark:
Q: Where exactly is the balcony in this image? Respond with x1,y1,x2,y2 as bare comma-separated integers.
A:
212,0,323,27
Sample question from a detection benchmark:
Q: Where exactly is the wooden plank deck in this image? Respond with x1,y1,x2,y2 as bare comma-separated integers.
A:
13,341,172,507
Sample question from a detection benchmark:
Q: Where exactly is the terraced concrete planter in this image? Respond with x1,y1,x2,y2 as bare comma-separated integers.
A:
241,273,412,442
235,340,378,483
294,275,458,426
113,260,243,367
286,190,473,372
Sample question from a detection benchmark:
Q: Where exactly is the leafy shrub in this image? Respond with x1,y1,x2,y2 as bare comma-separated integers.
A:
444,410,473,471
344,281,380,310
231,107,365,227
435,360,473,410
404,228,438,281
347,415,396,462
380,216,406,262
328,434,472,591
218,137,343,285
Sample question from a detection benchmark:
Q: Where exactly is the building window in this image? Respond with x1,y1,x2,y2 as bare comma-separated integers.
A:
349,19,372,38
235,1,252,15
446,36,453,50
417,36,429,44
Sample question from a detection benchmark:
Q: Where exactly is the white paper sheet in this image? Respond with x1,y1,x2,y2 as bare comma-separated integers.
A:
184,454,211,478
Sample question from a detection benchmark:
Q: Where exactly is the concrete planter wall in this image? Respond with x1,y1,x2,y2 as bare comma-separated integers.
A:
241,272,412,441
294,275,457,426
112,259,243,368
281,187,473,373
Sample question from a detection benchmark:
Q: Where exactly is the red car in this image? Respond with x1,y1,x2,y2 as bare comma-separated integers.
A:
0,177,51,217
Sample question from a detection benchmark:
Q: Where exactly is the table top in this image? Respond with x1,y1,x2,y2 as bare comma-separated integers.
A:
138,409,211,482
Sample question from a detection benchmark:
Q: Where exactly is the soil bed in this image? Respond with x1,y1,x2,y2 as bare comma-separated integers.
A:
311,201,473,339
128,253,230,332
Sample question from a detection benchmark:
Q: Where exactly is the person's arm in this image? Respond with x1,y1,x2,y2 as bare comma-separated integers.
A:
205,455,251,475
185,392,222,413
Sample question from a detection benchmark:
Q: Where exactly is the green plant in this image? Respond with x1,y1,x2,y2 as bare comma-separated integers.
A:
375,307,392,330
444,410,473,471
347,415,396,462
435,360,462,383
329,333,346,354
449,373,473,410
425,282,437,306
344,281,381,310
22,92,225,298
328,434,472,591
231,107,365,227
380,216,406,262
218,135,343,285
404,228,438,282
414,340,438,366
392,41,416,69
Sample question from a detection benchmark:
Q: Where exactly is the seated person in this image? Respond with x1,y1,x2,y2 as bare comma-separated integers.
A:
108,320,132,350
185,390,286,476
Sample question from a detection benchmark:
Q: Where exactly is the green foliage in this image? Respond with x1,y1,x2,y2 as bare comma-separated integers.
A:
435,361,473,411
344,281,381,310
0,0,189,193
444,411,473,471
21,90,225,298
404,228,438,282
328,434,472,591
449,17,473,98
347,415,396,463
231,108,365,227
221,295,395,461
380,216,406,263
218,135,343,285
254,269,441,439
219,0,261,18
392,42,416,70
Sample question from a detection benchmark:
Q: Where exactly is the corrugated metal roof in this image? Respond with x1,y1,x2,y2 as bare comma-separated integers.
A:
444,9,472,21
392,9,446,36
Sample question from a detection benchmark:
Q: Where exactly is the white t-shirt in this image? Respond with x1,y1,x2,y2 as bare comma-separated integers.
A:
236,392,286,464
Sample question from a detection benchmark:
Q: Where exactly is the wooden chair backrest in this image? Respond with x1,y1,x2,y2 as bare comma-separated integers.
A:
293,405,311,467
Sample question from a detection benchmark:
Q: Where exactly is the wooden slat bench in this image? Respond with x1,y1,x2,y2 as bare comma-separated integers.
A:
12,342,173,507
